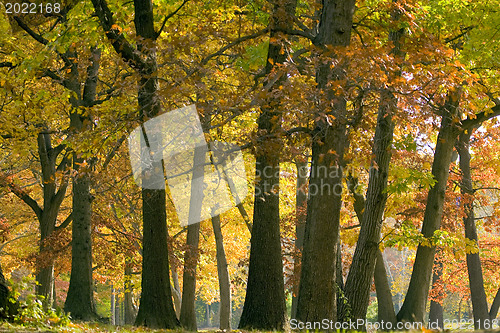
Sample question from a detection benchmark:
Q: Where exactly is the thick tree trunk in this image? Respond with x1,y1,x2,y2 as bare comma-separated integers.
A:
429,254,444,329
238,0,295,330
64,48,100,321
340,88,395,322
65,171,97,320
132,0,179,328
296,0,355,323
291,160,307,319
212,215,231,330
457,130,490,329
90,0,178,327
397,89,461,323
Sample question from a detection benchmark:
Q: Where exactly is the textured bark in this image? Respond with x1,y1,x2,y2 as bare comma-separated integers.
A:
180,144,206,331
457,130,490,329
179,222,200,332
397,90,461,323
347,175,396,325
296,0,355,323
212,215,231,330
291,160,308,319
90,0,179,325
126,0,179,328
36,133,69,309
429,255,444,329
238,0,295,330
64,47,100,321
340,88,395,322
340,6,403,322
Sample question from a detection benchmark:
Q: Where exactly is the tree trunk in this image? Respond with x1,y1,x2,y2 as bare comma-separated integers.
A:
131,0,179,328
180,144,206,331
64,48,100,321
238,0,296,330
340,88,395,322
171,267,182,319
89,0,179,327
111,285,116,325
347,175,396,325
429,254,444,329
296,0,355,323
212,214,231,330
65,171,97,320
124,260,136,325
489,287,500,320
457,130,489,329
375,250,397,325
291,160,308,319
36,132,69,309
397,89,462,323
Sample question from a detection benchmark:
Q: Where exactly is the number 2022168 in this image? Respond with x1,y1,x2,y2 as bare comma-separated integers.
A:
5,2,61,14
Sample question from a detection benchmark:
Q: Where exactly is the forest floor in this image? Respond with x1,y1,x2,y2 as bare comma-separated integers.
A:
1,322,497,333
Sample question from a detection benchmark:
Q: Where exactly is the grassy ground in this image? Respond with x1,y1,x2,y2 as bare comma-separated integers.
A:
0,322,188,333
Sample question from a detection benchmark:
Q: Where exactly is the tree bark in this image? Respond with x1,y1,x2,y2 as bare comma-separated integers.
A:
291,160,308,319
179,143,206,331
90,0,179,326
296,0,355,323
347,175,397,325
64,47,101,321
397,89,462,323
212,214,231,330
36,132,69,309
457,129,490,329
238,0,296,330
340,88,395,322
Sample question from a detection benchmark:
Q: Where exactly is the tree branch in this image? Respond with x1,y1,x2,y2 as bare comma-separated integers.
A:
91,0,146,71
0,175,43,220
155,0,189,39
13,16,49,45
462,104,500,130
55,213,72,231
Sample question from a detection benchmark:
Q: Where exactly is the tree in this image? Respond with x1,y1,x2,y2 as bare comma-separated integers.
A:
296,0,356,322
238,0,296,329
90,0,180,327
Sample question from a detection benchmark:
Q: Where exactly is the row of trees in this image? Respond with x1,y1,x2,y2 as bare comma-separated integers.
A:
1,0,500,330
